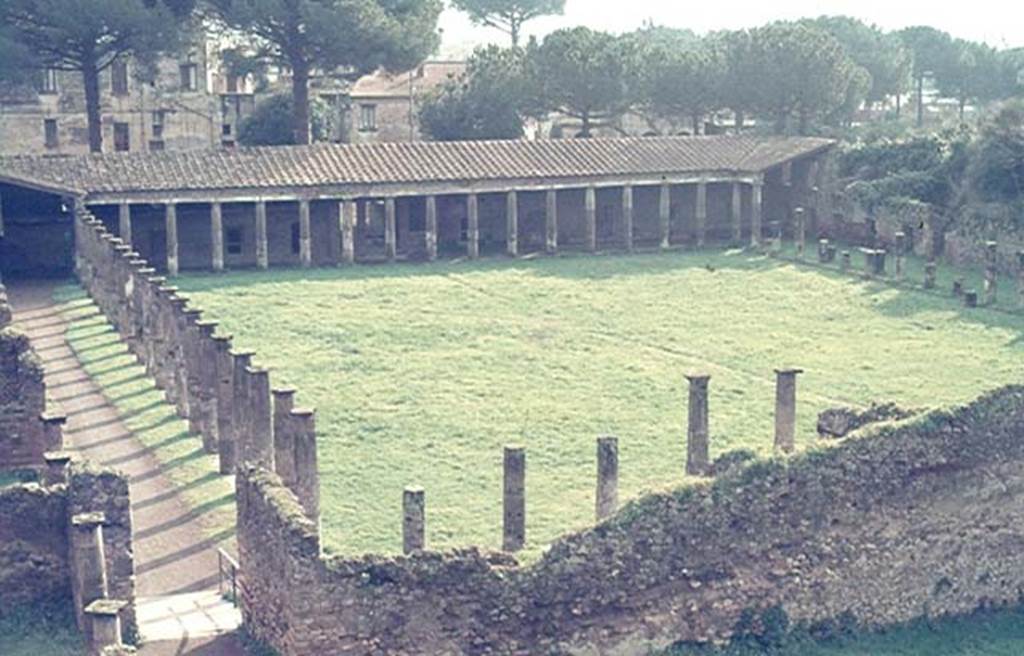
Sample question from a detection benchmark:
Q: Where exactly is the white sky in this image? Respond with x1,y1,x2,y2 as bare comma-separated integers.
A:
438,0,1024,57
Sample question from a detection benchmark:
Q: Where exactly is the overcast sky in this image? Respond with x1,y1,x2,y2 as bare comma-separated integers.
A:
438,0,1024,57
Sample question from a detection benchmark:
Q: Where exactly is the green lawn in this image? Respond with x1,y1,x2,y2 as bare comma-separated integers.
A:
168,250,1024,559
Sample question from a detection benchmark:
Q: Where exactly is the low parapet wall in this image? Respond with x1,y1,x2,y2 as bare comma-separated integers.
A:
237,386,1024,655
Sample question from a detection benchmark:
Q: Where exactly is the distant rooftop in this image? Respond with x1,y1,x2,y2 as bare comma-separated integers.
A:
350,61,467,99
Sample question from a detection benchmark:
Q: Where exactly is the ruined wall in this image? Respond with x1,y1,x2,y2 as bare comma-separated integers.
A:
237,386,1024,655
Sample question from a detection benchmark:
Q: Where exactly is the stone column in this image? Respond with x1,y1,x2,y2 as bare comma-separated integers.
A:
503,445,526,552
924,262,937,289
426,195,438,261
402,487,425,554
165,203,179,276
466,193,480,260
545,189,558,255
213,336,233,474
41,410,67,452
622,185,634,252
984,241,998,305
272,388,297,486
229,350,254,471
751,179,764,248
299,199,312,267
840,250,851,271
685,373,711,476
894,231,906,280
774,368,803,454
659,182,671,250
506,191,518,257
43,451,72,486
247,367,274,470
255,200,268,269
384,197,397,261
85,599,127,654
118,202,132,246
340,200,356,265
70,512,108,634
585,186,598,253
196,321,219,452
292,408,320,525
595,436,618,521
731,182,742,245
794,207,806,260
211,202,224,272
695,180,708,248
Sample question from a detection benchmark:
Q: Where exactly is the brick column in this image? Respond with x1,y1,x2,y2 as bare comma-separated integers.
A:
255,200,268,269
695,180,707,248
70,512,108,635
85,599,127,654
774,368,803,454
299,199,312,267
196,321,219,453
984,241,998,305
595,436,618,521
385,197,397,261
229,350,254,471
214,336,235,474
685,373,710,476
794,207,806,260
340,200,356,265
840,250,851,271
247,367,274,470
403,487,425,554
272,388,297,486
894,231,906,280
503,445,525,552
118,202,131,246
545,189,558,255
506,191,518,257
165,202,179,275
731,181,742,245
211,202,224,272
585,186,597,253
751,179,763,248
43,451,72,486
924,261,937,289
426,195,439,261
41,409,67,452
292,408,320,526
622,185,634,252
659,182,671,249
467,193,480,260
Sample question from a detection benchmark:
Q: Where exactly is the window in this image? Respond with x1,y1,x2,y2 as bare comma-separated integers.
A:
291,222,301,254
40,69,59,94
226,74,239,94
44,119,58,148
222,123,233,137
180,63,198,91
359,104,377,131
226,227,243,255
151,110,165,140
111,60,129,96
113,122,130,152
148,139,165,152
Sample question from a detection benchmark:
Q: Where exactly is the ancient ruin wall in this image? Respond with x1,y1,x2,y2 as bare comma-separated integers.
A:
237,386,1024,655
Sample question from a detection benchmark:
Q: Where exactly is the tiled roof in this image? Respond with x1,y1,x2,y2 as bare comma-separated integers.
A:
351,61,466,99
0,135,834,200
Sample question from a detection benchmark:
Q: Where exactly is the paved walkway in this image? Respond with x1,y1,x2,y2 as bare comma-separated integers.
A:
8,281,245,656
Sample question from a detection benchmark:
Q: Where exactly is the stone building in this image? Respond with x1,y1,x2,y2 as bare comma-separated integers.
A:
0,135,832,279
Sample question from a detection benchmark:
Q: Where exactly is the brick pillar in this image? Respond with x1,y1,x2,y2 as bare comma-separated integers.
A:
196,321,219,453
291,408,320,526
118,203,131,247
924,262,937,289
595,436,618,521
402,487,425,554
385,197,397,261
247,367,274,470
503,445,525,552
794,207,806,260
774,368,803,454
85,599,128,655
229,350,254,471
182,308,204,433
426,195,439,261
731,182,742,246
70,512,108,635
659,183,671,249
213,336,234,474
622,185,634,252
467,193,480,260
840,250,851,271
585,186,597,253
685,373,710,476
984,241,998,305
506,191,518,257
695,180,707,248
299,199,312,267
165,202,179,276
252,200,267,269
894,231,906,280
751,179,763,248
41,410,67,452
43,451,72,486
211,202,224,272
272,388,297,486
545,189,558,255
817,238,829,263
340,200,356,265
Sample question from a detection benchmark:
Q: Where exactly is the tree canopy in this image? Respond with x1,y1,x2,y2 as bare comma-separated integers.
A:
208,0,443,145
450,0,565,47
238,92,333,146
803,16,910,106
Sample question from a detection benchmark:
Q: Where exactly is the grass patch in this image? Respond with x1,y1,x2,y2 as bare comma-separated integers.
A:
52,287,236,550
0,603,84,656
169,250,1024,560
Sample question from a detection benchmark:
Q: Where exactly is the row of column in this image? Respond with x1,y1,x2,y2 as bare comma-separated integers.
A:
114,178,767,276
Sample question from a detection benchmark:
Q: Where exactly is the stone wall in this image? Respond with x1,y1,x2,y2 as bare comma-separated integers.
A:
236,385,1024,655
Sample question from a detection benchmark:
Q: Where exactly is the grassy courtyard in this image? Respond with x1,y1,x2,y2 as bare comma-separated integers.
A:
166,250,1024,559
